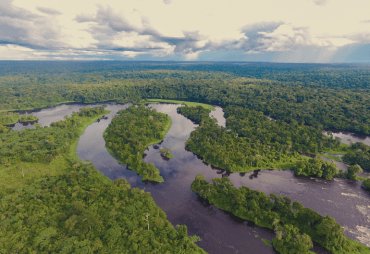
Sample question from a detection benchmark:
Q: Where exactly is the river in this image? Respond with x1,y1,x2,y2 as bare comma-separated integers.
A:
9,102,370,253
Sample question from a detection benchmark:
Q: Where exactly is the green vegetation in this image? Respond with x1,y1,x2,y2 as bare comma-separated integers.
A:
320,153,343,162
293,157,339,180
1,66,370,135
177,105,212,124
0,106,206,253
273,223,314,254
138,99,215,110
363,179,370,190
0,160,207,253
342,142,370,171
0,112,20,125
0,106,109,193
179,105,339,173
0,106,107,166
191,174,370,254
224,106,340,155
19,114,39,123
159,148,174,159
261,238,272,247
104,106,172,182
347,164,363,180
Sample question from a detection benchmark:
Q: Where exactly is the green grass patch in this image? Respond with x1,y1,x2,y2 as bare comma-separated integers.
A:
137,99,216,110
320,153,343,162
321,142,350,155
261,238,272,247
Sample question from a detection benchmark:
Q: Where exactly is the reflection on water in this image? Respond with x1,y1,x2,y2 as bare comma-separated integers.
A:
9,102,370,253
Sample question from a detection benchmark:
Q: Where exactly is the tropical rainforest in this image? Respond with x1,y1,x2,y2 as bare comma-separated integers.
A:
1,61,370,253
190,174,369,254
103,105,172,182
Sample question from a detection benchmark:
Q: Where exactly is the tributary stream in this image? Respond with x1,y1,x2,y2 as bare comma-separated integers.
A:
10,102,370,254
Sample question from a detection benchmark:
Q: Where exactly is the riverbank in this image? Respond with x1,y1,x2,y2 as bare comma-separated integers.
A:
0,110,110,194
136,98,216,111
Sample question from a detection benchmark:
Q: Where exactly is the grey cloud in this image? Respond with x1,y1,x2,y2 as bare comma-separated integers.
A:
360,20,370,23
229,22,284,52
0,1,65,50
94,5,137,33
80,5,211,55
36,7,62,15
74,13,95,23
163,0,172,4
0,0,40,20
349,33,370,43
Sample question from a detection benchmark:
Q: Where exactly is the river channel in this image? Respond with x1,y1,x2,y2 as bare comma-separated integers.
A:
10,102,370,253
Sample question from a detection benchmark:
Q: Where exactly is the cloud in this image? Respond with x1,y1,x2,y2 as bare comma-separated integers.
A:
0,0,65,49
1,0,370,62
36,7,62,15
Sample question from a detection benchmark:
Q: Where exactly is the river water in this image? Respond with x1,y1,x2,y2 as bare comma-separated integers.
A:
9,102,370,253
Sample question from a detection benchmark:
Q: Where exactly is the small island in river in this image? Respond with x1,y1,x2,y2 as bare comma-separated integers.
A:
103,105,172,182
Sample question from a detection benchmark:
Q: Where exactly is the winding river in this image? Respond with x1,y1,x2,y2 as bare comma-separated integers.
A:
10,102,370,254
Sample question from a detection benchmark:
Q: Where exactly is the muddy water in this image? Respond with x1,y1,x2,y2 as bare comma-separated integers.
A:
10,103,370,253
323,130,370,146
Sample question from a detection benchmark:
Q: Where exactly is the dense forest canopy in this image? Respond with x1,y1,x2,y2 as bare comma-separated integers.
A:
0,61,369,89
1,62,370,253
103,106,171,182
0,160,206,254
191,174,370,254
1,75,370,135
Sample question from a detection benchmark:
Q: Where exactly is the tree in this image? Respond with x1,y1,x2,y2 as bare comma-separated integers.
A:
347,164,363,180
272,224,313,254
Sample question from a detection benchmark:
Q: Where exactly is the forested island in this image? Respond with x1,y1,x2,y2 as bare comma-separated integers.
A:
191,174,369,254
103,106,171,182
1,62,370,253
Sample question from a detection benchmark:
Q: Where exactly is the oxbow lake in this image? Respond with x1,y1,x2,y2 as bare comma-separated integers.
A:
10,102,370,253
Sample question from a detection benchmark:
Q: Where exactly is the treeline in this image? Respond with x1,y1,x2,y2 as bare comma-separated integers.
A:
180,105,342,172
0,106,107,165
0,160,206,254
1,73,370,134
342,142,370,171
191,174,370,254
177,105,212,124
224,106,340,154
104,106,171,182
184,116,302,172
19,114,39,123
0,112,20,125
1,61,369,90
293,158,339,180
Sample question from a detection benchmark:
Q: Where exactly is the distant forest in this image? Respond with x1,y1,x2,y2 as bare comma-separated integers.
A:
1,62,370,135
0,61,369,89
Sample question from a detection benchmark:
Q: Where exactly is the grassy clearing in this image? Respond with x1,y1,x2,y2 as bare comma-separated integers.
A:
0,111,110,194
321,142,350,155
137,98,216,110
320,153,343,162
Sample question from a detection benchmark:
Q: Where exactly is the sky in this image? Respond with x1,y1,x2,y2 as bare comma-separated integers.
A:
0,0,369,63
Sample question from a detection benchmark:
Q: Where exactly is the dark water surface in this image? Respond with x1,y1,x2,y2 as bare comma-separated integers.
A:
10,103,370,253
